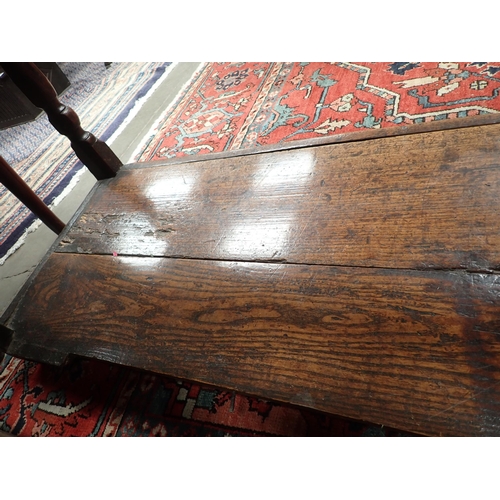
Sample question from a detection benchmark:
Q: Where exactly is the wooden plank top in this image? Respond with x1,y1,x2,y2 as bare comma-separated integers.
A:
57,123,500,271
4,119,500,436
7,253,500,436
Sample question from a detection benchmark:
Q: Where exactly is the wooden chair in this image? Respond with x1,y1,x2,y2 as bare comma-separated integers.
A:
2,63,500,436
0,62,122,234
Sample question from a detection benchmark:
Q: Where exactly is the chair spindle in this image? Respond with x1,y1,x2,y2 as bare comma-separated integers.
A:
0,62,123,180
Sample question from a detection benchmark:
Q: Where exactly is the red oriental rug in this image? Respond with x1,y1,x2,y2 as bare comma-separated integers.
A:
135,62,500,162
2,62,500,437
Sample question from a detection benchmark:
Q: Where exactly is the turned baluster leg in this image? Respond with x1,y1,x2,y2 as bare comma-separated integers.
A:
0,63,123,180
0,155,65,234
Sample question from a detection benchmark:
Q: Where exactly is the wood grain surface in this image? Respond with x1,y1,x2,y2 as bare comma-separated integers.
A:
7,253,500,436
57,124,500,271
5,120,500,436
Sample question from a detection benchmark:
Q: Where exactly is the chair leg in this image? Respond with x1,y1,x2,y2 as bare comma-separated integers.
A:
0,155,65,234
0,62,123,180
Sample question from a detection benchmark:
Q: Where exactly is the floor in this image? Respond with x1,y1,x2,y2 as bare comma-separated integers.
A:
0,62,201,317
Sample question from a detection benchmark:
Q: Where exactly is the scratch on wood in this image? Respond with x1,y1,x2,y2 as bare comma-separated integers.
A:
427,378,500,420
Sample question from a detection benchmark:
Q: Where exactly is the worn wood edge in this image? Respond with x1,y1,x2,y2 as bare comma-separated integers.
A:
0,324,14,355
69,351,426,436
122,113,500,170
0,324,14,368
30,347,423,436
0,178,107,328
7,339,70,366
7,337,430,434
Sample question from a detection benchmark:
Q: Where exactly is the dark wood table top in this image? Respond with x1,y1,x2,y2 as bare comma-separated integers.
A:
3,117,500,436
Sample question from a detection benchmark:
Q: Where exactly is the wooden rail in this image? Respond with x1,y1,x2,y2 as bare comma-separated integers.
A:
0,154,65,234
